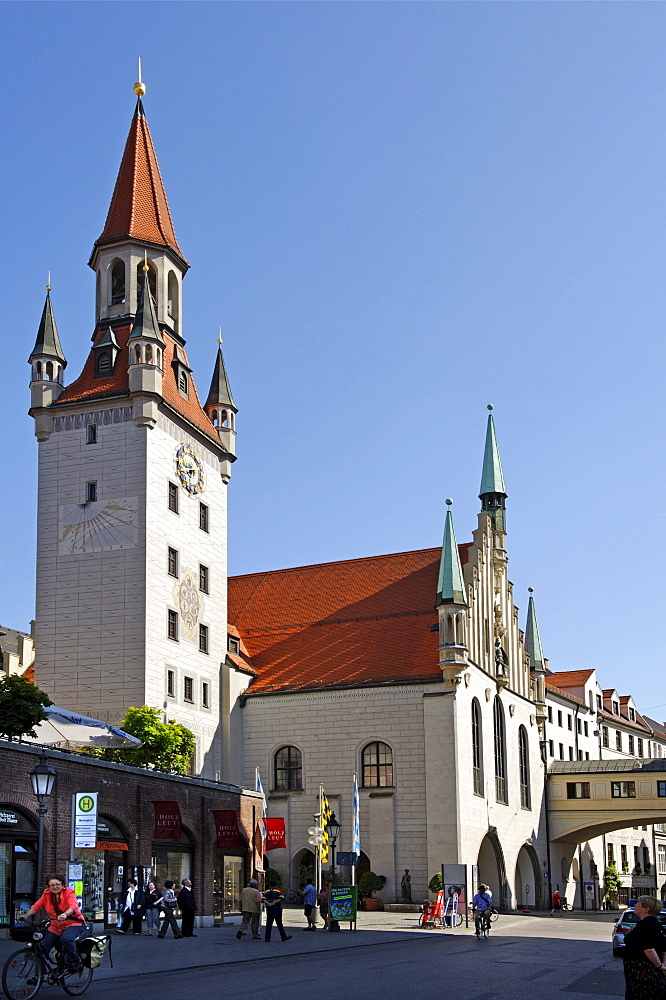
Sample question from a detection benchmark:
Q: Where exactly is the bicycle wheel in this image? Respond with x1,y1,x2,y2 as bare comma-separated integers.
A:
489,909,499,923
60,964,93,996
455,912,463,927
2,948,43,1000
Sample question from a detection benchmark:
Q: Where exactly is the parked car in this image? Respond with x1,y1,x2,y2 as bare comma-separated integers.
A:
612,905,666,957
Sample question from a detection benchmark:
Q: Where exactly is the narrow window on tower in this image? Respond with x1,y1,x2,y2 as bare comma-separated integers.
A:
167,610,179,642
167,547,179,577
87,425,97,444
86,481,97,503
199,624,209,654
202,682,210,709
199,565,209,593
184,676,194,703
166,669,175,699
168,482,179,513
199,502,209,532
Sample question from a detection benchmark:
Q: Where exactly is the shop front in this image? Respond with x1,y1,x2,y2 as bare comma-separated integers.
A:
212,809,247,921
73,815,129,927
151,829,193,890
0,806,37,927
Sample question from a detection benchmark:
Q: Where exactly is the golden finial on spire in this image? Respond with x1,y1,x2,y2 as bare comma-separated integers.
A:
217,326,223,345
142,250,149,273
46,270,51,292
133,57,146,97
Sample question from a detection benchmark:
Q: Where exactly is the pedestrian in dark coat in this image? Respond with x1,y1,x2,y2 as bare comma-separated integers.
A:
177,879,197,937
117,878,145,935
622,895,666,999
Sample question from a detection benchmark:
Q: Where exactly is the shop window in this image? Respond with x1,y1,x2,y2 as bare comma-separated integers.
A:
274,745,303,790
74,815,129,927
152,828,193,901
362,741,393,789
0,806,38,927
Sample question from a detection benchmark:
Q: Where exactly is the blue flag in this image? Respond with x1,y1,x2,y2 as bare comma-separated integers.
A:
256,769,267,843
352,774,361,856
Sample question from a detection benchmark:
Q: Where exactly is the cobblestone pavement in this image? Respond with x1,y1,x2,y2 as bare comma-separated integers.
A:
0,910,623,999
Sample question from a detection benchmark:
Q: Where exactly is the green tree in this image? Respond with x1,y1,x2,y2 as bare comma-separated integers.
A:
604,862,621,896
428,872,443,894
0,675,52,740
358,871,384,898
86,706,196,775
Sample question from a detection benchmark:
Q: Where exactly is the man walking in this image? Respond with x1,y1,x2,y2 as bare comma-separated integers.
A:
236,879,262,940
303,878,318,930
177,879,197,936
263,882,292,942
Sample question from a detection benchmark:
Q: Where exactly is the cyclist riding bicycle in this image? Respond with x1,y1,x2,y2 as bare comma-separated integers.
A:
472,884,493,938
21,875,86,969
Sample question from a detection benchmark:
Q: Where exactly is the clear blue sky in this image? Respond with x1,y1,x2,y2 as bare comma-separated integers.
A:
1,2,664,712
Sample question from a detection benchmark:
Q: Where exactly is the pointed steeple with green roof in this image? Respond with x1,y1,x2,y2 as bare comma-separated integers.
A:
479,404,507,531
436,500,467,608
524,588,545,674
29,289,67,367
129,271,163,345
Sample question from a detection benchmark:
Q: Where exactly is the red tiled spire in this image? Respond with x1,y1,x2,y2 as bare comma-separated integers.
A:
94,99,186,264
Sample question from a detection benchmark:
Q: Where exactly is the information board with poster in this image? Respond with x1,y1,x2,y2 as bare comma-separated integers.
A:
441,863,469,926
67,863,83,910
329,886,357,928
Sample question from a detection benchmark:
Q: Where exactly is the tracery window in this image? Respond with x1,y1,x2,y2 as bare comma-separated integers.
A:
493,697,507,804
472,699,483,796
518,726,530,809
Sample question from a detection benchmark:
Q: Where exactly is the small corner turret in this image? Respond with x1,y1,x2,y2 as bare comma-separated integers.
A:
436,499,469,687
205,337,237,478
29,285,67,441
479,404,507,532
127,270,164,428
525,587,548,726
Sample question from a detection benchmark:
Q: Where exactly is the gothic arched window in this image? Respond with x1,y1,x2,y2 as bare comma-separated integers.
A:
274,745,302,790
167,271,179,328
519,725,530,809
361,741,393,788
493,697,507,803
136,260,157,303
110,259,126,304
472,698,483,796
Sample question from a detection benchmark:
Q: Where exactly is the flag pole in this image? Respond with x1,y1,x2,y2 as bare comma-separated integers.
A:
352,773,356,888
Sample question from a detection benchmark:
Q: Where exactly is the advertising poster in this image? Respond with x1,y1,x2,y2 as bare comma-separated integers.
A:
330,885,357,921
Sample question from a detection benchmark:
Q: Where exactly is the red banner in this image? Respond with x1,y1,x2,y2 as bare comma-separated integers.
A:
152,801,182,840
254,823,264,860
213,810,245,849
265,818,286,850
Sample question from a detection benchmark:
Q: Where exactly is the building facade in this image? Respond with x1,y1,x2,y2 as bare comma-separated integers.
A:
29,90,237,780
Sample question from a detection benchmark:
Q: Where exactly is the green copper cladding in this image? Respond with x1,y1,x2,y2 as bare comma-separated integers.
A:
436,507,467,608
479,411,506,497
30,291,67,365
525,592,545,673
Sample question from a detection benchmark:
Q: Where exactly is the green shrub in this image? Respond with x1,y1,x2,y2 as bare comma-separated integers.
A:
265,868,282,888
428,872,443,894
358,871,383,897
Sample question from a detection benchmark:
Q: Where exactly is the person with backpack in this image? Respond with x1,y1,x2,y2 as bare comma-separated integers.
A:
472,884,493,938
157,881,183,939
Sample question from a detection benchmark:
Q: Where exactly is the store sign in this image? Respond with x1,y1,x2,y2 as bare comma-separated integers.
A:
213,810,245,848
73,792,98,848
152,801,182,840
265,818,286,851
330,886,357,921
96,840,129,852
0,810,19,826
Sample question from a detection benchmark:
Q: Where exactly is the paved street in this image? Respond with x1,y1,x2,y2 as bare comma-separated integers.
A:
0,910,626,1000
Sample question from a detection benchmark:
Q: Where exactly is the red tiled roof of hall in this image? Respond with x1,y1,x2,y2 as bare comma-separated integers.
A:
228,545,472,695
95,102,185,261
54,325,220,446
547,670,595,687
544,680,588,707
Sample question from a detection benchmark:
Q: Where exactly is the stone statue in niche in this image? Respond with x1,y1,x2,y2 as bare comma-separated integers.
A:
494,637,509,677
401,869,412,903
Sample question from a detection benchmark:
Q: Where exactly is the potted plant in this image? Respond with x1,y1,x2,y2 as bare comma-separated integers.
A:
359,871,384,911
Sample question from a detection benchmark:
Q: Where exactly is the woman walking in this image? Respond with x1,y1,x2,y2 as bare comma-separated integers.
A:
622,895,666,999
144,881,163,936
157,880,183,939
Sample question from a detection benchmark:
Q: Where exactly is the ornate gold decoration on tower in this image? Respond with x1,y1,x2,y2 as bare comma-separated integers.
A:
133,57,146,97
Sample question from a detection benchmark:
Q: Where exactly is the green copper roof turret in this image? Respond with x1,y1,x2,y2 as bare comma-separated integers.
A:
29,290,67,365
436,500,467,608
129,272,164,345
525,588,545,673
479,405,506,497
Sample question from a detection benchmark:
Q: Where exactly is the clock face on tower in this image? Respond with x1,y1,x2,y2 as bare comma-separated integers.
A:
175,443,206,495
59,497,138,554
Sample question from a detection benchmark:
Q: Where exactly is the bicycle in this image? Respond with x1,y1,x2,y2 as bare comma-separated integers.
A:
283,889,302,905
473,907,491,939
468,903,499,923
2,919,93,999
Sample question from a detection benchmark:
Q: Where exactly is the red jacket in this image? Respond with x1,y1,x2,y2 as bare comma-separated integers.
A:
34,887,84,935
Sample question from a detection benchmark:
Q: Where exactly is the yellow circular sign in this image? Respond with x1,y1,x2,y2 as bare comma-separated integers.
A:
78,796,95,813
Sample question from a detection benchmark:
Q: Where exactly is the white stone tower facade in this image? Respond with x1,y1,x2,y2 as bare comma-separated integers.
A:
29,91,236,779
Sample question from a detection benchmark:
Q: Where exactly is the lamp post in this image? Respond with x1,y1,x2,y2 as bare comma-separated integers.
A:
327,813,341,931
30,752,56,892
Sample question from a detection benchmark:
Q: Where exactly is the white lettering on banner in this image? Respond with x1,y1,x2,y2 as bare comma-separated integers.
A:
73,792,98,848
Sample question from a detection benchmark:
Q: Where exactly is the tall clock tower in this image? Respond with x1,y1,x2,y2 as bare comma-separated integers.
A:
29,82,236,779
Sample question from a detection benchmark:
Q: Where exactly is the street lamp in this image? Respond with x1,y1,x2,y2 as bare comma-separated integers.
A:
327,813,341,932
30,752,56,892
